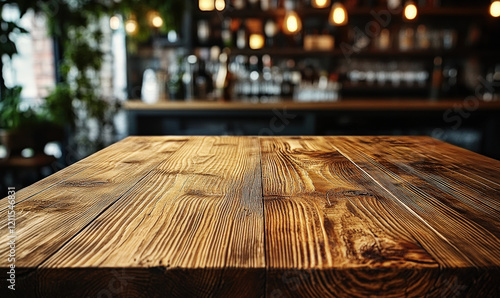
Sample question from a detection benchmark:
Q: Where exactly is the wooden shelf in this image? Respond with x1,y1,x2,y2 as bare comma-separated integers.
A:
228,48,498,58
124,99,500,111
341,82,430,90
195,6,490,19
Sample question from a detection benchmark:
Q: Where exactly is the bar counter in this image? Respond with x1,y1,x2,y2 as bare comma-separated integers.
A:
124,99,500,159
124,99,500,111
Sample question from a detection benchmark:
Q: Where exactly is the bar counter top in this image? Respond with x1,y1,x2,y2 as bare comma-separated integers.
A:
1,136,499,296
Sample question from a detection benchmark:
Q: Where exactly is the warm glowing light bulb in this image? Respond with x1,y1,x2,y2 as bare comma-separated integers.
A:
109,15,120,30
249,34,265,49
329,3,348,26
491,1,500,17
152,15,163,28
404,1,418,20
199,0,215,11
283,10,302,35
312,0,331,9
215,0,225,11
125,19,138,35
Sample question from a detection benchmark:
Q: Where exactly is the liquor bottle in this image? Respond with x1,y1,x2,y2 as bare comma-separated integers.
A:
197,20,210,45
261,54,274,101
494,64,500,100
221,18,233,47
236,21,247,49
215,49,234,101
167,58,184,100
281,59,295,98
264,19,277,48
183,55,197,100
430,56,443,100
248,55,261,101
195,58,214,99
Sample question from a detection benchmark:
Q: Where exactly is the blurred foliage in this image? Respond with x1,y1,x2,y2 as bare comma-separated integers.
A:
1,0,185,153
42,83,75,128
115,0,186,42
0,86,27,129
0,85,75,130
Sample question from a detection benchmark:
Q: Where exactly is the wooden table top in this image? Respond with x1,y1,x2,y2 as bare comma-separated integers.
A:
124,99,500,111
1,136,499,297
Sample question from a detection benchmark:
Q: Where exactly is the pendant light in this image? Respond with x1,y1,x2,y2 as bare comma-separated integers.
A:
109,15,121,30
403,1,418,21
148,11,163,28
490,1,500,17
329,2,348,26
249,34,265,49
312,0,331,9
125,16,138,35
283,1,302,35
215,0,226,11
199,0,215,11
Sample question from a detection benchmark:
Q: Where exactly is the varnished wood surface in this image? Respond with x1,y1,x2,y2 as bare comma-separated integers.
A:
1,136,499,297
124,99,500,111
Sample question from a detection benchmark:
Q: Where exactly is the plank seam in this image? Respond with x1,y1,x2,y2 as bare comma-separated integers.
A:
330,142,476,267
259,137,268,298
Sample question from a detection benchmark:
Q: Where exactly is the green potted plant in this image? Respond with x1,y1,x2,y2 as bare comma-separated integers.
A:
0,86,64,158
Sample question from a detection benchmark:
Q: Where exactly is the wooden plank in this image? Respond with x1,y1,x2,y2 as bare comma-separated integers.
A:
0,137,188,273
360,136,500,187
330,136,500,235
330,136,500,268
23,137,265,297
260,137,461,297
409,136,500,186
262,136,500,296
0,137,159,211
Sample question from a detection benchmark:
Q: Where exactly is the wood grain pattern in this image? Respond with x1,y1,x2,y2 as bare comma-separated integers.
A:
0,137,187,268
330,136,500,268
0,138,140,212
1,136,499,297
4,137,265,297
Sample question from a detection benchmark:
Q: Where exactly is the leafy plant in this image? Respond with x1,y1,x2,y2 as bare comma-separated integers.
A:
42,83,75,128
0,86,25,129
0,85,71,131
